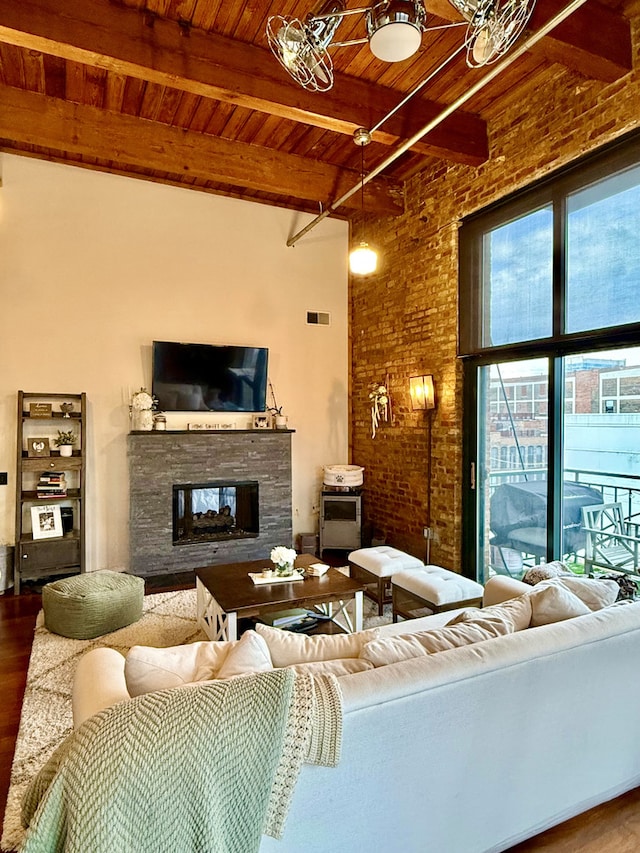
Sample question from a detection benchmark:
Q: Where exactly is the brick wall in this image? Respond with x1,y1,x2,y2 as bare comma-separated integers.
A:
350,21,640,571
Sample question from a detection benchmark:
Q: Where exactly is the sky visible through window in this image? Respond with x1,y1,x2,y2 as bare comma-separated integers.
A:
486,165,640,346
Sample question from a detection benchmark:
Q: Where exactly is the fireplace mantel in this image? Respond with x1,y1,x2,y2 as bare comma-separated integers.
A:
128,431,293,576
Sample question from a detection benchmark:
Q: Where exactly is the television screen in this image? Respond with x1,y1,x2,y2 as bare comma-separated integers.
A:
152,341,269,413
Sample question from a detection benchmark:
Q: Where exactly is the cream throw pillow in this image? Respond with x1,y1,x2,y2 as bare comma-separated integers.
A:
216,630,273,679
447,595,532,633
360,620,512,667
526,584,591,627
255,622,380,667
125,640,231,697
544,577,619,611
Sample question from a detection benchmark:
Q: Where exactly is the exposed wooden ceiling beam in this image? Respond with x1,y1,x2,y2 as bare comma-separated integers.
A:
528,0,633,82
425,0,632,83
0,0,487,166
0,85,404,215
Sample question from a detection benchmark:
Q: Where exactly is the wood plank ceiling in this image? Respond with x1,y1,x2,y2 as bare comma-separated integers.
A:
0,0,634,218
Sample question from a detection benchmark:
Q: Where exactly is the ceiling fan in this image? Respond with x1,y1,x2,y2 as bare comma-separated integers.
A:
450,0,535,66
266,0,428,92
266,0,536,91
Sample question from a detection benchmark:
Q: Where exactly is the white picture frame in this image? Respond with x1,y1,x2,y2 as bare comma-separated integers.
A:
31,505,63,540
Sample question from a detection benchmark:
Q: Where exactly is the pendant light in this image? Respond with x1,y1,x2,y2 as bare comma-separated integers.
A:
349,128,378,276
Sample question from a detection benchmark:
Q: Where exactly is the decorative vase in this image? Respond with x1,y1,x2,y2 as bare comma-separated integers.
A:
59,445,73,457
275,561,295,577
275,415,288,430
132,409,154,431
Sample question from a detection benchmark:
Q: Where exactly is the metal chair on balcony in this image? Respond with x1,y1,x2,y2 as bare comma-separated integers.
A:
581,502,640,574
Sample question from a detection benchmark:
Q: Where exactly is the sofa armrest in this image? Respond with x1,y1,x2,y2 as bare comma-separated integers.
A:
72,647,130,728
483,575,530,606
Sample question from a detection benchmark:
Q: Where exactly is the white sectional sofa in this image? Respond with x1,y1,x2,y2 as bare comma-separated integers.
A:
61,576,640,851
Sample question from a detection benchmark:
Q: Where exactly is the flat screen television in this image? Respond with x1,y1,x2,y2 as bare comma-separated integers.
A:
152,341,269,413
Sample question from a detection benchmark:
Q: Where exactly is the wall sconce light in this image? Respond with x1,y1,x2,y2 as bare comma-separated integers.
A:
410,375,435,411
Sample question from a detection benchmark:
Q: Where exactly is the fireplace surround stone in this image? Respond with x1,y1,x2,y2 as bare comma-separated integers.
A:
128,431,293,576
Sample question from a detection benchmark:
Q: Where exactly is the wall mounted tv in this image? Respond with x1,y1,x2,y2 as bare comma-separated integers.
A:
152,341,269,413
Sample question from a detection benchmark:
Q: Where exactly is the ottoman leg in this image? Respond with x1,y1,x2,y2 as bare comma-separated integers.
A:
377,579,385,616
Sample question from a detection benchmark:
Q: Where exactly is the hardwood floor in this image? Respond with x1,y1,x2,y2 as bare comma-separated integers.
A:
2,576,640,852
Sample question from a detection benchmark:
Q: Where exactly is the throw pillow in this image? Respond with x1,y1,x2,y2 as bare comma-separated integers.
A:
254,622,380,668
446,595,532,633
125,640,232,697
216,630,273,679
522,561,570,585
526,584,591,627
546,576,619,611
359,620,512,668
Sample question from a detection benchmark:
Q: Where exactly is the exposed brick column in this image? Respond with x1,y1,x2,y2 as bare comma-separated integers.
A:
350,32,640,571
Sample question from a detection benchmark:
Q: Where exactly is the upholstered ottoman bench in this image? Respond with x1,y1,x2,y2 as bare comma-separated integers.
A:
392,566,484,622
42,570,145,639
348,546,424,615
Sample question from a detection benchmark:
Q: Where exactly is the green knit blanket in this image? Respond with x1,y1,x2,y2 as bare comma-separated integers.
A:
20,669,342,853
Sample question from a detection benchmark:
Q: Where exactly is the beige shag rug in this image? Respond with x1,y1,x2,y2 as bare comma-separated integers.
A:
2,580,390,851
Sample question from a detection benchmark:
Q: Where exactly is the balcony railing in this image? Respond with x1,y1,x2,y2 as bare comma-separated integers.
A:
486,466,640,579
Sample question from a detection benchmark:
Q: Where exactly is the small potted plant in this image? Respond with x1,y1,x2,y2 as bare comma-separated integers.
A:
267,381,288,429
54,429,77,457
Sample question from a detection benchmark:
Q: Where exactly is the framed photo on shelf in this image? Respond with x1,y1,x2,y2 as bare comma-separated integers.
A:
28,438,50,457
31,505,63,540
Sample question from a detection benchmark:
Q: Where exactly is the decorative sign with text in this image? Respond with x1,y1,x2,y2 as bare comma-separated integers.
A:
29,403,52,418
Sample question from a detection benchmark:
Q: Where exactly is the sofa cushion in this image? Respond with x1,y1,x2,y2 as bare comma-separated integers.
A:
287,658,374,677
125,640,231,697
527,584,591,627
359,619,513,667
216,630,273,679
254,622,380,667
447,594,532,633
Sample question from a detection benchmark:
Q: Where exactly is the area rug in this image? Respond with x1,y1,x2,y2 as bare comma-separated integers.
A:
1,581,390,851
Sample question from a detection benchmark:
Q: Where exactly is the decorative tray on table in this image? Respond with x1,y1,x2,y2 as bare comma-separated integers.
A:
248,570,305,585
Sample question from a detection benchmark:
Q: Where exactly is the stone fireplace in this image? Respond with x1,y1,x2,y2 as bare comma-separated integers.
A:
172,480,259,545
128,430,293,576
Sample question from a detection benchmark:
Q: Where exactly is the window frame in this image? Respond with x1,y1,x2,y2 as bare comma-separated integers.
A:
459,130,640,581
459,129,640,359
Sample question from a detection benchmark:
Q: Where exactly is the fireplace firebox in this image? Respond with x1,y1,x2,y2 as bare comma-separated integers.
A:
173,481,259,545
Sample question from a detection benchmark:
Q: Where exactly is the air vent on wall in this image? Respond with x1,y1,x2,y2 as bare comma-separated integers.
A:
307,311,331,325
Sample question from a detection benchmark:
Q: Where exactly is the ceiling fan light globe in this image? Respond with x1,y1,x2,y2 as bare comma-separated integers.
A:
349,242,378,275
369,21,422,61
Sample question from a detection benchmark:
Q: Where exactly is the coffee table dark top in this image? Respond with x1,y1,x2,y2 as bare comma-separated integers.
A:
195,553,365,618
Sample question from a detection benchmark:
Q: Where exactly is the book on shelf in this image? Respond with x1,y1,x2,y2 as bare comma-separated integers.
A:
37,471,67,498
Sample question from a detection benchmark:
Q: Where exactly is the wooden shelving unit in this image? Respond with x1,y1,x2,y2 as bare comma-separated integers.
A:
14,391,86,593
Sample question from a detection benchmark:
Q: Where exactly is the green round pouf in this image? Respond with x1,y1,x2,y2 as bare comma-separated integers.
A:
42,571,145,639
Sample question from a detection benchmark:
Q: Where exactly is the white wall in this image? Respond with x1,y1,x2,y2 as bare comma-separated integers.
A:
0,154,349,571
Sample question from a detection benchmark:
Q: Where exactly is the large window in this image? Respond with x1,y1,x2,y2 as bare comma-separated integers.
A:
567,165,640,334
460,131,640,583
